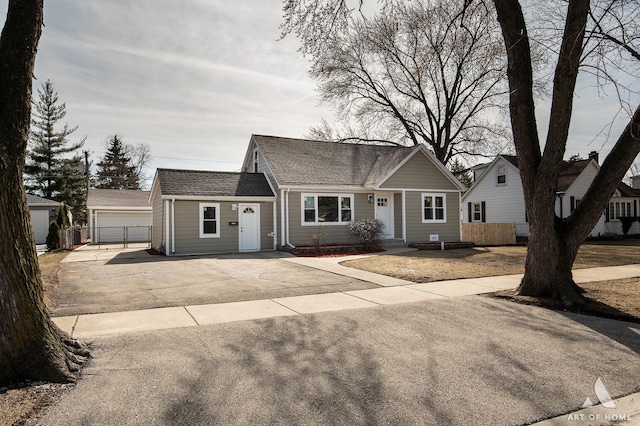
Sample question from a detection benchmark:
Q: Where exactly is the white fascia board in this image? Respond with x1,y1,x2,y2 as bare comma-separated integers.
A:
149,171,161,203
28,203,60,207
462,155,515,200
279,185,371,193
241,136,258,171
87,206,152,211
160,195,276,202
379,188,461,193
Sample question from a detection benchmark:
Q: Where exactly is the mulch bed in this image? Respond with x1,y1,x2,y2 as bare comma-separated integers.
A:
408,241,475,250
288,244,385,257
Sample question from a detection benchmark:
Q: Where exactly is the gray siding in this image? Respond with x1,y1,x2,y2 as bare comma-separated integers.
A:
170,200,274,255
151,196,164,250
259,202,275,251
394,193,403,238
287,192,373,246
404,191,461,242
381,152,459,190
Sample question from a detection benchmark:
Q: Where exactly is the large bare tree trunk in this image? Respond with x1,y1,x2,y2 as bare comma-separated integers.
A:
494,0,640,306
0,0,89,384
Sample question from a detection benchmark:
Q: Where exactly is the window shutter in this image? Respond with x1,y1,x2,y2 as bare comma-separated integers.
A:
634,200,638,218
605,205,610,222
570,196,575,212
467,202,472,223
481,201,486,223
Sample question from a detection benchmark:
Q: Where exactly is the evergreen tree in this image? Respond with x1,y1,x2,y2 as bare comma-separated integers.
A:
450,159,473,188
96,135,140,190
24,80,86,218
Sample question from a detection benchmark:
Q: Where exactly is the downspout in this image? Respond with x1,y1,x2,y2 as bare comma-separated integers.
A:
402,190,407,242
272,200,277,250
164,200,170,255
458,192,463,242
171,198,175,255
280,188,286,247
285,188,294,248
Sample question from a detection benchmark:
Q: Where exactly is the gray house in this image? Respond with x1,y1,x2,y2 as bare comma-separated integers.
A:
150,135,464,256
26,194,60,244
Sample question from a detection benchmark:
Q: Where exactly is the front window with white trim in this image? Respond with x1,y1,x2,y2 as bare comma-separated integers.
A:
422,193,446,223
496,165,507,185
302,194,353,225
199,203,220,238
609,201,632,220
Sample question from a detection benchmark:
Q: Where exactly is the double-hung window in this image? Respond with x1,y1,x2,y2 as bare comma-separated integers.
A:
496,165,507,185
422,193,446,223
302,194,353,225
609,201,632,220
199,203,220,238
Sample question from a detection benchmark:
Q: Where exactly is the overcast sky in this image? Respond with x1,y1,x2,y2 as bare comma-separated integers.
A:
1,1,637,186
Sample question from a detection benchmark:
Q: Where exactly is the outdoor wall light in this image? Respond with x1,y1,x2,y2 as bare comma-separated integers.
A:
368,194,373,203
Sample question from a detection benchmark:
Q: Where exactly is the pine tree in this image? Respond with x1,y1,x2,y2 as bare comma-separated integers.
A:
450,158,473,188
96,135,140,190
24,80,86,218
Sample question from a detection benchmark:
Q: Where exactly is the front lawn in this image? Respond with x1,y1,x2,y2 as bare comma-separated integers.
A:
342,241,640,322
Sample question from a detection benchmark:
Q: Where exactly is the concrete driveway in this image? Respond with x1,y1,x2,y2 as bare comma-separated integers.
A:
53,247,376,316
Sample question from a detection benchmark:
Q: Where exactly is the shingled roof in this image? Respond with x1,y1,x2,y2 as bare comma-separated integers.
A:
494,155,595,192
87,189,151,208
252,135,414,187
155,169,274,197
26,194,60,206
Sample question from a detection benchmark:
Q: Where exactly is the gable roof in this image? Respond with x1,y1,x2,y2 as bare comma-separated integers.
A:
557,159,593,192
154,169,274,198
251,135,415,188
467,154,597,194
617,181,640,197
87,189,151,208
26,194,59,206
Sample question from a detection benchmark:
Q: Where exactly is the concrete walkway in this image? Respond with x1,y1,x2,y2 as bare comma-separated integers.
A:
52,249,640,340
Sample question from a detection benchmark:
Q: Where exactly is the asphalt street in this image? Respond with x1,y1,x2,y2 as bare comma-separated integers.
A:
39,296,640,425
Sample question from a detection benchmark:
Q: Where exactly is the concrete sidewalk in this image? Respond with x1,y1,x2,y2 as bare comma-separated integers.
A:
52,251,640,339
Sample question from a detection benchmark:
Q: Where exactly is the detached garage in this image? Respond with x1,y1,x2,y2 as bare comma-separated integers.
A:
27,194,60,244
87,189,152,244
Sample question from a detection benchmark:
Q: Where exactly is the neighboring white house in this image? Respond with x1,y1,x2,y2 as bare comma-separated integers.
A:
87,189,152,243
26,194,60,244
462,153,640,237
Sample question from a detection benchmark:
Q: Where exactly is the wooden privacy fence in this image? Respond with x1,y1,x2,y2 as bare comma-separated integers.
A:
462,223,516,246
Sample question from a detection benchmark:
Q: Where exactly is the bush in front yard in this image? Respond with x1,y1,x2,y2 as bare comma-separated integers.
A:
46,221,60,250
619,216,638,236
348,219,385,250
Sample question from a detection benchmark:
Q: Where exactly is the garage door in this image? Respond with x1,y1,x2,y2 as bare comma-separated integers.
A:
30,209,50,244
94,211,152,243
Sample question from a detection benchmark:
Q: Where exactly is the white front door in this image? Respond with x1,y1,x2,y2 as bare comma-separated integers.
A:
239,204,260,251
374,194,394,239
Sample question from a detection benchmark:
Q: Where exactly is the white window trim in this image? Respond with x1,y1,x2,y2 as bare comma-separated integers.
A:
609,201,632,220
301,193,354,226
472,202,483,222
199,202,220,238
496,165,507,186
422,193,447,223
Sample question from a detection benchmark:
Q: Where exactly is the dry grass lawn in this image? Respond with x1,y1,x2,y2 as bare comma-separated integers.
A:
342,240,640,322
39,251,69,309
342,241,640,283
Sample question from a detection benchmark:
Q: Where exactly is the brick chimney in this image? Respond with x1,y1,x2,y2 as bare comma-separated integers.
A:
588,151,599,164
633,175,640,190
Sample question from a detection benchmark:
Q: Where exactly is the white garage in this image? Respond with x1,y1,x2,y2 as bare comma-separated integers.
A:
87,189,152,244
26,194,60,245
